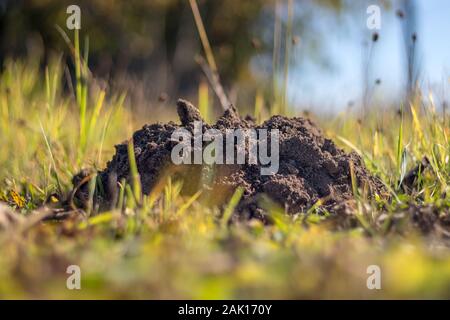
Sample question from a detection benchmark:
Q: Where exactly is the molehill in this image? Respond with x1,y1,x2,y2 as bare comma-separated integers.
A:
73,99,387,219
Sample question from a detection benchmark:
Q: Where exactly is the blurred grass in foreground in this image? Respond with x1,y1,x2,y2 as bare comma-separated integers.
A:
0,51,449,298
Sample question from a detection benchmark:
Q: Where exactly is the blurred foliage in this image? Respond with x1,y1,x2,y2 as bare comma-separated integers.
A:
0,0,266,93
0,0,360,107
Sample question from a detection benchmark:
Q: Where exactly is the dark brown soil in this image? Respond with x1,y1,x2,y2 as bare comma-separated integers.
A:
73,99,387,219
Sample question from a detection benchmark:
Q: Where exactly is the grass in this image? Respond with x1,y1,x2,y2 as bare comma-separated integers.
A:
0,30,449,298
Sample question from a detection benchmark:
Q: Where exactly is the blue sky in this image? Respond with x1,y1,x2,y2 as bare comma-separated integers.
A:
287,0,450,112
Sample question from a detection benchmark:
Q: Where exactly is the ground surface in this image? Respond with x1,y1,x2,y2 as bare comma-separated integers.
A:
0,58,449,299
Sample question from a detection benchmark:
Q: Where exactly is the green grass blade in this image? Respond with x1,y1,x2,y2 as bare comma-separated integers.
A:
221,187,244,229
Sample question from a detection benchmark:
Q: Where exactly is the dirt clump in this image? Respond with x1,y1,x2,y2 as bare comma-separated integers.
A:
73,99,387,219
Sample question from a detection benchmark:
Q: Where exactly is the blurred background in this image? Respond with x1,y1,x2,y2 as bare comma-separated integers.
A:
0,0,448,115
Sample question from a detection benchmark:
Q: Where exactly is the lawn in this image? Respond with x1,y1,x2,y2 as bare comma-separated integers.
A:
0,35,449,299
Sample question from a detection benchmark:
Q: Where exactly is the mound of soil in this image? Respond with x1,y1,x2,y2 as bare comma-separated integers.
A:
73,99,387,219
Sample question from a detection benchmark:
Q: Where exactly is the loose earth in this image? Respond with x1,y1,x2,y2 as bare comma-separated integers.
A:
73,99,387,220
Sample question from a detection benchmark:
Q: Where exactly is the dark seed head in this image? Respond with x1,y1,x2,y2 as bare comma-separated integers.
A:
372,32,379,42
412,33,417,42
396,9,404,18
375,79,381,85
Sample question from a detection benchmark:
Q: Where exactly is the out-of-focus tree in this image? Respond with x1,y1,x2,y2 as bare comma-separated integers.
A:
0,0,266,95
0,0,373,110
